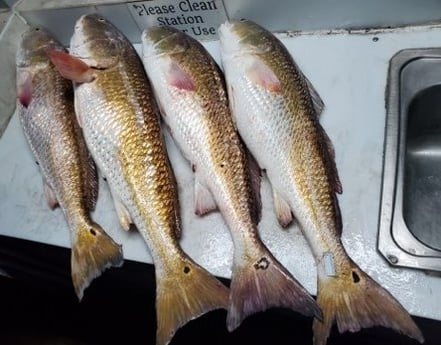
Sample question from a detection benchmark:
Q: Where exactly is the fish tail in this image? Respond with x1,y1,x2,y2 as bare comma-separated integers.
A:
156,257,229,345
313,259,424,345
227,244,322,332
71,222,123,300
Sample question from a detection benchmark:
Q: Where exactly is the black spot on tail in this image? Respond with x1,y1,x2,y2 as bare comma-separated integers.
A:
352,271,360,283
254,257,270,270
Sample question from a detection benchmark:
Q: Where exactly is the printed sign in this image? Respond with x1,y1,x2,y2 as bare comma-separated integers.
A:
128,0,228,40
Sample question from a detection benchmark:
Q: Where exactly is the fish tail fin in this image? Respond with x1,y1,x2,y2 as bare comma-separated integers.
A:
227,244,322,331
156,257,229,345
71,222,123,300
313,259,424,345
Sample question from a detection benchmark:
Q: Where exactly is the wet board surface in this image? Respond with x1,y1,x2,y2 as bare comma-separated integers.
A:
1,25,441,321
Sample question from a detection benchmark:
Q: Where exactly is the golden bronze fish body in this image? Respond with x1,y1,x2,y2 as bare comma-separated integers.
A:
220,20,423,345
142,26,321,331
53,15,228,345
16,27,123,300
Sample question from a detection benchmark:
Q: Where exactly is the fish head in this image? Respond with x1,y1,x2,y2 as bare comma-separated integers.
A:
142,26,189,59
70,14,124,68
219,19,275,59
17,27,63,68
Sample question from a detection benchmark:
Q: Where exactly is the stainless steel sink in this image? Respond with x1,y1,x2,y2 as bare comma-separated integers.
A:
379,48,441,271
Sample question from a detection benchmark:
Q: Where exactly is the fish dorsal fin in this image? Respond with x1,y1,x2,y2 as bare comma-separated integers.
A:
167,60,195,91
272,188,293,228
303,73,325,116
246,148,262,224
246,59,282,93
47,50,95,83
17,72,33,108
194,169,217,216
319,127,342,194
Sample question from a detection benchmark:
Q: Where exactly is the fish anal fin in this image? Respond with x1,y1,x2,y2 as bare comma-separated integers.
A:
47,50,95,83
156,258,228,345
227,244,321,332
194,177,217,216
17,72,33,108
112,193,133,231
313,259,424,345
71,222,123,300
246,59,282,93
273,189,293,228
43,179,59,210
167,61,195,91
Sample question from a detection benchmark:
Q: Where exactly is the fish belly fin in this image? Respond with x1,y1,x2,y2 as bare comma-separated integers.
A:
71,222,123,300
272,188,293,228
156,258,229,345
43,179,59,210
313,258,424,345
167,60,195,91
246,59,282,93
17,71,33,108
47,50,95,83
227,244,321,331
194,175,217,216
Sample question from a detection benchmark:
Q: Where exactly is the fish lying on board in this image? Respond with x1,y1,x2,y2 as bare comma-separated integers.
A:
219,19,424,345
141,26,321,331
16,27,123,300
48,14,229,345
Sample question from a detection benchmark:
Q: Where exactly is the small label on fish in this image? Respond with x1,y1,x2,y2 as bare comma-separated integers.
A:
127,0,227,40
323,252,337,277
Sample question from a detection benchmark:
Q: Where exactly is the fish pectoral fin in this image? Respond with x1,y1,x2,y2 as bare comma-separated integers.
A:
17,71,33,108
313,259,424,345
194,175,217,216
47,50,95,83
43,179,59,210
246,59,282,93
111,193,133,231
166,60,195,91
272,189,293,228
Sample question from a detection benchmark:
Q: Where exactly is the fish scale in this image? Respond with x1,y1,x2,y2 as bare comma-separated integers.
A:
142,25,322,333
219,19,424,345
16,27,123,300
49,14,229,345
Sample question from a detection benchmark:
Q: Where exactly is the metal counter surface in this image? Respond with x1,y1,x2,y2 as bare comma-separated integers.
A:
1,22,440,320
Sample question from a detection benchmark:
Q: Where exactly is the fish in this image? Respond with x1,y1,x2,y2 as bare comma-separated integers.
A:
219,19,424,345
48,14,229,345
141,26,321,331
16,27,123,300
